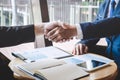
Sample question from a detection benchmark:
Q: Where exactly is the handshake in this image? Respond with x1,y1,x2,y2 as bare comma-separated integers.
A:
42,21,78,42
35,21,87,56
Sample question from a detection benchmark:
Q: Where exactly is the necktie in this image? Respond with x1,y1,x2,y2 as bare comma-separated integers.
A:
109,0,116,17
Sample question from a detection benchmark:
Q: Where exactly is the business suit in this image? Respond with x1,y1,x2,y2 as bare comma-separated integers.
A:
0,25,35,80
0,25,35,47
79,0,120,69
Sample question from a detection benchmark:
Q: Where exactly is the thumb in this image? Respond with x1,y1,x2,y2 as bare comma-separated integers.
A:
44,22,57,34
62,23,69,29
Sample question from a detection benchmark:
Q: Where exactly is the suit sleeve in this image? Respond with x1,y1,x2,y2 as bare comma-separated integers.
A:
77,0,107,46
0,24,35,47
80,17,120,40
78,38,99,47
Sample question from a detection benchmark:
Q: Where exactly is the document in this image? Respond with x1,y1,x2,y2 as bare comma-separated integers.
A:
12,46,114,79
17,59,89,80
15,54,113,79
12,46,72,63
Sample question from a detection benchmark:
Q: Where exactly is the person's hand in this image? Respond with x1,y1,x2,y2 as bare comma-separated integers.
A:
72,43,88,55
44,22,77,42
44,21,62,37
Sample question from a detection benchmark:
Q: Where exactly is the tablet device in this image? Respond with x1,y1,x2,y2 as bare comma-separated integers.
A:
77,59,109,72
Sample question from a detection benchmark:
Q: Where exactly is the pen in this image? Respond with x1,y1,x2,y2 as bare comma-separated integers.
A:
12,53,27,60
41,64,63,70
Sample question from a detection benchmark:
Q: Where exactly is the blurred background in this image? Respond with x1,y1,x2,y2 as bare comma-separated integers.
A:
0,0,103,26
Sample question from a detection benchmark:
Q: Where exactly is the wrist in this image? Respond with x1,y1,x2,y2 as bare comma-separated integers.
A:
34,23,45,36
75,24,83,39
71,25,77,37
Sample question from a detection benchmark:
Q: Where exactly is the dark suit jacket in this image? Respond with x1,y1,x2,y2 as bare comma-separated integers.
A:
0,24,35,47
0,24,35,80
79,0,120,68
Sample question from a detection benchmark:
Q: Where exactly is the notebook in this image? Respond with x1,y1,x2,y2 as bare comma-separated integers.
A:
17,59,89,80
12,46,72,63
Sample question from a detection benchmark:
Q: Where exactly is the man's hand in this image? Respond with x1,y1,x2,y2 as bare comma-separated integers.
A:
72,43,88,55
44,22,77,42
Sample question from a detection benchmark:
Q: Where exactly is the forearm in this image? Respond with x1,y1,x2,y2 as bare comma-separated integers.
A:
80,17,120,39
79,39,100,47
0,25,35,47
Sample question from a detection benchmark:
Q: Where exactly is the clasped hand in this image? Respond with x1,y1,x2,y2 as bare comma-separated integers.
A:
44,21,77,42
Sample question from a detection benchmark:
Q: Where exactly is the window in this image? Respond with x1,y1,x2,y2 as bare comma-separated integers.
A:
0,0,33,26
47,0,103,24
45,0,104,51
32,0,105,50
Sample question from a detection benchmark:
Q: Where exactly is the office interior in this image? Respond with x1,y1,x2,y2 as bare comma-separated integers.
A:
0,0,119,80
1,0,118,80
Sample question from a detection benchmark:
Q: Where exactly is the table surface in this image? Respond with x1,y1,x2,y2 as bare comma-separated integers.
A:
9,54,118,80
0,42,117,80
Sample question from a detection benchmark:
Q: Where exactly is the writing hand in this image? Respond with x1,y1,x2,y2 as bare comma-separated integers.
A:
72,43,88,55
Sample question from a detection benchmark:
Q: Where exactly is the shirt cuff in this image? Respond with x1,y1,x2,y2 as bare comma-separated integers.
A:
75,24,83,39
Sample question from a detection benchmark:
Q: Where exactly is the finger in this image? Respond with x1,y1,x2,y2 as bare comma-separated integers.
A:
75,45,80,55
72,49,75,55
44,23,53,35
72,48,77,55
78,45,83,55
81,45,86,54
50,36,58,42
52,35,63,42
75,45,79,55
46,27,59,39
80,45,84,55
65,38,72,42
48,27,64,42
62,22,69,29
48,27,62,40
58,38,71,43
84,46,88,53
59,40,64,43
44,21,61,35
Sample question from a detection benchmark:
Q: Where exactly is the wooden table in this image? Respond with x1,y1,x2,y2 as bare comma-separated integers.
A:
9,54,118,80
0,42,117,80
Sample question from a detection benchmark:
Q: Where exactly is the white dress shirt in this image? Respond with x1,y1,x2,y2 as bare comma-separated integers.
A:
76,0,119,39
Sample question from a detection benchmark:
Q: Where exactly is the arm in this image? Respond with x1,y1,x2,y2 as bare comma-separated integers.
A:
0,25,35,47
0,24,44,80
0,24,44,47
81,17,120,39
45,16,120,42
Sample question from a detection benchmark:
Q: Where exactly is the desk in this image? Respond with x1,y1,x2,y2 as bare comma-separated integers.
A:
9,54,117,80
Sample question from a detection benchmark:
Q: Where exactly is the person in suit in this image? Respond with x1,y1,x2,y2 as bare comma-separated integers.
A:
0,24,45,80
45,0,120,79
